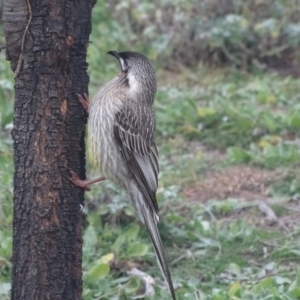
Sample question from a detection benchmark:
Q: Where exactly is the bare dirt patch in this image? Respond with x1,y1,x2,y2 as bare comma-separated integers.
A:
183,165,280,203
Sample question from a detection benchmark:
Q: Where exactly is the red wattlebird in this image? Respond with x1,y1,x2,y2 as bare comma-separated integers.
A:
70,51,176,299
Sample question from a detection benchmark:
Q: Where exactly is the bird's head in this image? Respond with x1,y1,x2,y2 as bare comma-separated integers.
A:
107,51,157,104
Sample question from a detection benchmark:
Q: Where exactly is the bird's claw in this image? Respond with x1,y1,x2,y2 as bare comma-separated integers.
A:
76,93,89,113
69,170,91,191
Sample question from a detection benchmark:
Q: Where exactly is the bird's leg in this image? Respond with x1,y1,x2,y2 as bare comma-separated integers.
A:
77,93,89,114
69,170,106,191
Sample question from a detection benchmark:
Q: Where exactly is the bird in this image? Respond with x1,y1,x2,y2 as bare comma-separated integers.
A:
70,51,176,299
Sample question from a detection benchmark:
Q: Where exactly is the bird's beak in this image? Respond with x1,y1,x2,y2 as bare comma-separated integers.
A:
107,50,128,73
107,51,120,59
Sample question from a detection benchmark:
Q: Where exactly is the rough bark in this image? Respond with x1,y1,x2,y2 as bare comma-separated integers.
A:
3,0,96,299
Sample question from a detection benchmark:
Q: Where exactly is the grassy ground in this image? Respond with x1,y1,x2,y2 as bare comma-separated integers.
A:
1,52,300,299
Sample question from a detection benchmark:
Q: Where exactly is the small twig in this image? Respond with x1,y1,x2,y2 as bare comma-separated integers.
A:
127,268,155,298
248,260,264,267
258,200,277,223
256,265,294,281
15,0,32,78
260,240,278,248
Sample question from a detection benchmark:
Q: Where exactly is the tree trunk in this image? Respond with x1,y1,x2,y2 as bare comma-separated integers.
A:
3,0,96,299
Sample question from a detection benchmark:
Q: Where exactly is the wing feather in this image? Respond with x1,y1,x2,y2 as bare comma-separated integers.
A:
114,103,176,299
114,104,159,214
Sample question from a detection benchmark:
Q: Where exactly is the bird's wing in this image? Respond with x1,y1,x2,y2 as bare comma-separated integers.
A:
114,105,176,300
114,104,177,300
113,104,159,215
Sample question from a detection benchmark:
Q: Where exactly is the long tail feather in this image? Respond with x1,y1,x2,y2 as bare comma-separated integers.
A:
141,205,176,300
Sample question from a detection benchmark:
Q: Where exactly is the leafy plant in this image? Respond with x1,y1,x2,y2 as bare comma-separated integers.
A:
1,2,300,299
99,0,300,70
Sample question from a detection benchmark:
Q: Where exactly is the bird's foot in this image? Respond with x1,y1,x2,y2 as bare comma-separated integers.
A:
77,93,89,114
69,170,91,191
69,170,106,191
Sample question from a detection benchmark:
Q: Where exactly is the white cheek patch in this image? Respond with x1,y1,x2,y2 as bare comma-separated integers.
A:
119,57,127,71
128,73,140,100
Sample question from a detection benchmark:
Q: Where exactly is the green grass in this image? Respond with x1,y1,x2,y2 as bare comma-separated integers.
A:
1,62,300,299
1,7,300,298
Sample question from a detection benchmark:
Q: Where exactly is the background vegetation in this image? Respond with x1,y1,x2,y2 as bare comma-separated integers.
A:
1,0,300,299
